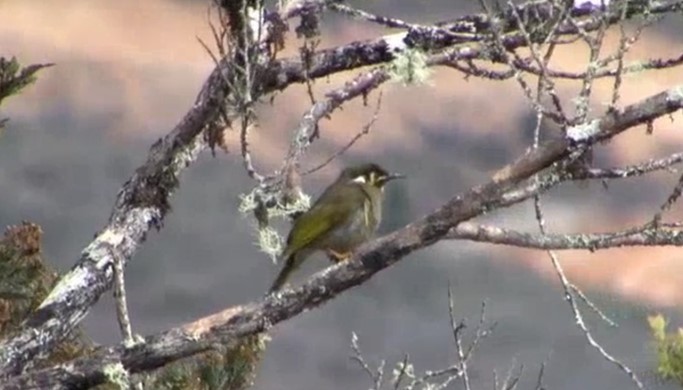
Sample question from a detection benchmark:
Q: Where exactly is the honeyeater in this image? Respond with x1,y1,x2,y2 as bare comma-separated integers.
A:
269,163,403,293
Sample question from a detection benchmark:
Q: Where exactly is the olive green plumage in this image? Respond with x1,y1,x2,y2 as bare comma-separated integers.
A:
269,163,403,293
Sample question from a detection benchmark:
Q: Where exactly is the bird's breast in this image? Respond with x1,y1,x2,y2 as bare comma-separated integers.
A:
321,199,380,253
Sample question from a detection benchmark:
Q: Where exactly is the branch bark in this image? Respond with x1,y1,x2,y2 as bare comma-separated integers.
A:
2,0,681,382
447,223,683,250
4,84,682,389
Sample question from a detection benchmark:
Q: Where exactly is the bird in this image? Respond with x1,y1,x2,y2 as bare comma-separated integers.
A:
268,163,404,293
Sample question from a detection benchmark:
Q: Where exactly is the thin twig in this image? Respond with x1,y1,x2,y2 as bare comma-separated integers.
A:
446,222,683,251
110,246,134,346
393,353,410,390
448,285,472,390
303,91,384,176
547,251,644,389
500,359,522,390
570,283,618,328
350,332,384,390
652,170,683,225
568,6,608,123
533,362,546,390
329,3,419,29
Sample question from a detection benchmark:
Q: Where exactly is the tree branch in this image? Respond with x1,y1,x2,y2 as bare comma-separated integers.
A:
5,83,682,388
268,0,683,90
2,0,681,381
447,223,683,250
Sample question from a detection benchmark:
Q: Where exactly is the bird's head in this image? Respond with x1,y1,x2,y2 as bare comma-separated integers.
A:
339,163,404,189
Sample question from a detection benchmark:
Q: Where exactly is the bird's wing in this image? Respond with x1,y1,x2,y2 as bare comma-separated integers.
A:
284,183,367,256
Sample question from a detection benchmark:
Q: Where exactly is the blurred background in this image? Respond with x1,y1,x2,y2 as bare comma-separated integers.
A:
2,0,683,388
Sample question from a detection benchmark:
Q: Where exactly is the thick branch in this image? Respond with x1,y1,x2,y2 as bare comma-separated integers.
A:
5,84,682,389
1,14,266,382
0,68,219,378
269,0,683,88
2,0,681,380
0,162,556,390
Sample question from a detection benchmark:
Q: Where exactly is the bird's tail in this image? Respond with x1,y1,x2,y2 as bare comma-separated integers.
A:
268,254,296,294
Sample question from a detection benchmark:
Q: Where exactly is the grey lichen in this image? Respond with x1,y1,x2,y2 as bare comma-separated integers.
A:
238,188,311,219
238,190,259,214
388,48,431,86
103,362,130,389
239,187,311,262
257,226,283,263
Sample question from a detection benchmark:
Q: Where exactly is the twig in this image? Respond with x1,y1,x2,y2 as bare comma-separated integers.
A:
547,251,644,389
500,359,523,390
301,39,320,106
579,152,683,179
533,362,546,390
303,91,384,176
448,285,472,390
652,170,683,225
530,153,642,387
350,332,384,390
607,2,660,112
110,246,134,346
329,3,420,29
478,0,566,124
570,283,618,328
445,222,683,251
523,35,645,383
567,6,608,123
392,353,410,390
507,0,568,123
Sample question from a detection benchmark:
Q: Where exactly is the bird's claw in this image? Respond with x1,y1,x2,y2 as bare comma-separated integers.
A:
327,250,352,263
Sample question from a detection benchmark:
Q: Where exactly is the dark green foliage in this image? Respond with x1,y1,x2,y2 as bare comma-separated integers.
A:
0,56,53,129
648,314,683,385
0,222,92,366
0,222,56,333
143,335,265,390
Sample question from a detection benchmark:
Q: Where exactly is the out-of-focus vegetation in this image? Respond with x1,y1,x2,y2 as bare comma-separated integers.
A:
649,314,683,385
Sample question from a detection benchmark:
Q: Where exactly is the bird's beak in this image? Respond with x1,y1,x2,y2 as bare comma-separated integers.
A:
384,173,405,182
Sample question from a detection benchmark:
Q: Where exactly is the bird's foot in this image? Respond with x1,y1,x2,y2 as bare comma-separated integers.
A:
327,249,352,263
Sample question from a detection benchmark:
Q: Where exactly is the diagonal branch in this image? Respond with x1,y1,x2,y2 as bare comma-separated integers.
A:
2,0,681,380
1,149,558,390
5,84,683,389
1,6,269,379
0,65,220,377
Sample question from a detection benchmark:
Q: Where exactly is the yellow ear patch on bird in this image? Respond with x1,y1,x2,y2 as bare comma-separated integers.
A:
352,175,367,184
